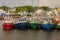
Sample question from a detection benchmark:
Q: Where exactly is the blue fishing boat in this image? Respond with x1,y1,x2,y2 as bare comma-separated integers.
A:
16,17,28,30
41,18,54,30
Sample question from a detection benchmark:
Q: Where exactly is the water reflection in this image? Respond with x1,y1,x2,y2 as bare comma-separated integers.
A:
0,29,60,40
3,30,14,34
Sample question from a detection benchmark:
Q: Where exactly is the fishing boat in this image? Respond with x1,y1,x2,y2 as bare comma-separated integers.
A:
16,17,28,30
3,11,15,30
29,15,39,30
55,17,60,29
3,16,14,30
41,18,54,30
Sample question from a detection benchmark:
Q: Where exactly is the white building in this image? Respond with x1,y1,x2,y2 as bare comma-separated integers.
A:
0,9,6,15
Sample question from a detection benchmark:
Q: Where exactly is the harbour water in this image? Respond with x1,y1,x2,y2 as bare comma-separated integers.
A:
0,20,60,40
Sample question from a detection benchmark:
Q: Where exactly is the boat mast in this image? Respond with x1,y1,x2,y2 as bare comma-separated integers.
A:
32,0,33,7
37,0,39,10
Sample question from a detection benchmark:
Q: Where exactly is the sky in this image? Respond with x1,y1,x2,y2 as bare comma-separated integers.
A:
0,0,60,8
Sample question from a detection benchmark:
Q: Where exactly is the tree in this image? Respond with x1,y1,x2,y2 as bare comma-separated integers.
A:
0,6,9,12
25,6,33,13
39,6,51,11
15,6,34,13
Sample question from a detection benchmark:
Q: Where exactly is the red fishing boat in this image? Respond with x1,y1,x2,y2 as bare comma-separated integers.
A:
3,17,14,30
55,17,60,29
